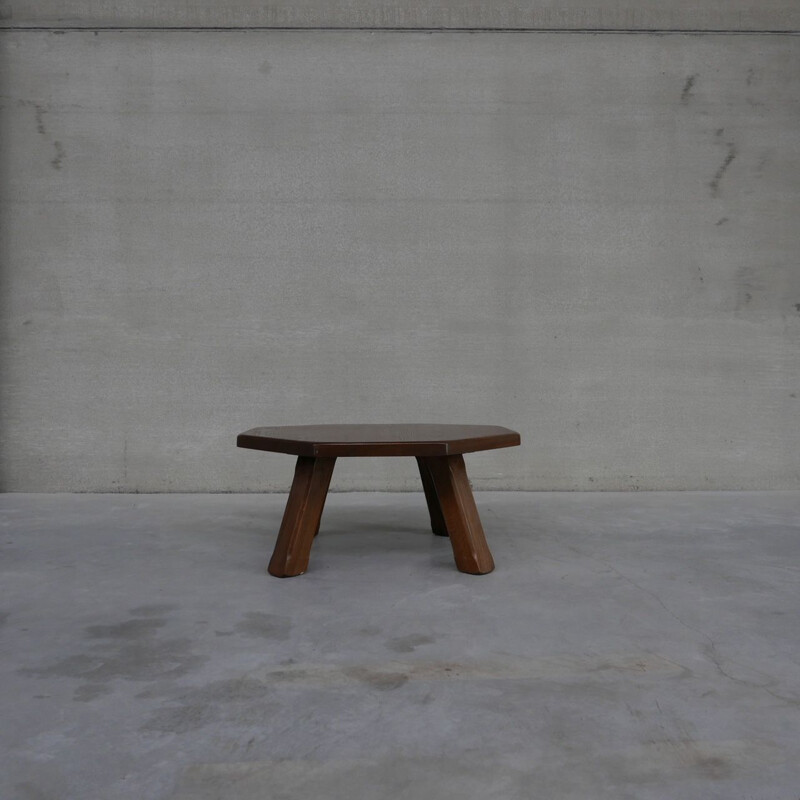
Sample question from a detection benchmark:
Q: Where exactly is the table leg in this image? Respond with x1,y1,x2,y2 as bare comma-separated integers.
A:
268,456,336,577
416,456,449,536
421,455,495,575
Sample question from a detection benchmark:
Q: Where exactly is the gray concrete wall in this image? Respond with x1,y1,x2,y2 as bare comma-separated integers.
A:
1,21,799,491
2,1,799,31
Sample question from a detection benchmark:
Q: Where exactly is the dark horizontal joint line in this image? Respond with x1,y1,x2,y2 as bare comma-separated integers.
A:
2,26,798,35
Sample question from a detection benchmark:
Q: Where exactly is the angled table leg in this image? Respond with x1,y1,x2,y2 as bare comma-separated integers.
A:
268,456,336,577
416,456,448,537
421,455,495,575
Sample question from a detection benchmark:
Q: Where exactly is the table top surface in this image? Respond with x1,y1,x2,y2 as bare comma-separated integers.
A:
237,423,521,457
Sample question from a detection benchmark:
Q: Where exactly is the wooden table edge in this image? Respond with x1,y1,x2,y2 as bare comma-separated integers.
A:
236,431,521,457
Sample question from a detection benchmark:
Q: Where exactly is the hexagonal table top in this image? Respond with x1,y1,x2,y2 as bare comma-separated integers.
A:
237,423,520,457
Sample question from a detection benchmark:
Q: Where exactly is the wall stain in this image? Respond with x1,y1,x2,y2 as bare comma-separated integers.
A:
709,143,736,197
50,141,65,170
15,99,49,135
715,218,729,227
734,266,762,311
20,102,65,169
731,264,797,314
746,67,755,86
34,104,47,136
680,74,698,105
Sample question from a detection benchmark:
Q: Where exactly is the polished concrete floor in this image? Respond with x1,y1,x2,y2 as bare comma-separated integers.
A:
1,491,799,800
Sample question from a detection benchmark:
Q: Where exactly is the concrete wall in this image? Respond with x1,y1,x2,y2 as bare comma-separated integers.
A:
1,11,799,492
2,1,799,31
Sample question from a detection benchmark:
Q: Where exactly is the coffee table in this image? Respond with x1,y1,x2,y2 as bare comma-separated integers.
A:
237,424,521,577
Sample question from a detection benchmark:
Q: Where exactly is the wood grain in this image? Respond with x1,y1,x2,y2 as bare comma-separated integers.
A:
267,456,336,577
422,455,495,575
416,456,448,537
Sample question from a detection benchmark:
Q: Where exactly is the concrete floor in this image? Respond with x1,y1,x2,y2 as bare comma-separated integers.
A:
1,492,799,800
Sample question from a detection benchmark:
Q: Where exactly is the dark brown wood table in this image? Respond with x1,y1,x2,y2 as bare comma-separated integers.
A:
237,424,521,578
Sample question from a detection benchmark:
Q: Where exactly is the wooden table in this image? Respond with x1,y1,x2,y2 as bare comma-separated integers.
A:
237,424,521,578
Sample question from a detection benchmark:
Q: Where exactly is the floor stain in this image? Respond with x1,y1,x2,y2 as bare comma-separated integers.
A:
73,683,112,702
141,677,279,734
13,782,52,800
385,634,435,653
166,677,274,709
169,757,530,800
169,737,784,799
143,703,220,734
129,603,177,617
602,738,782,783
138,652,682,736
18,613,206,701
233,612,291,641
343,667,409,691
85,618,167,640
239,652,686,689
